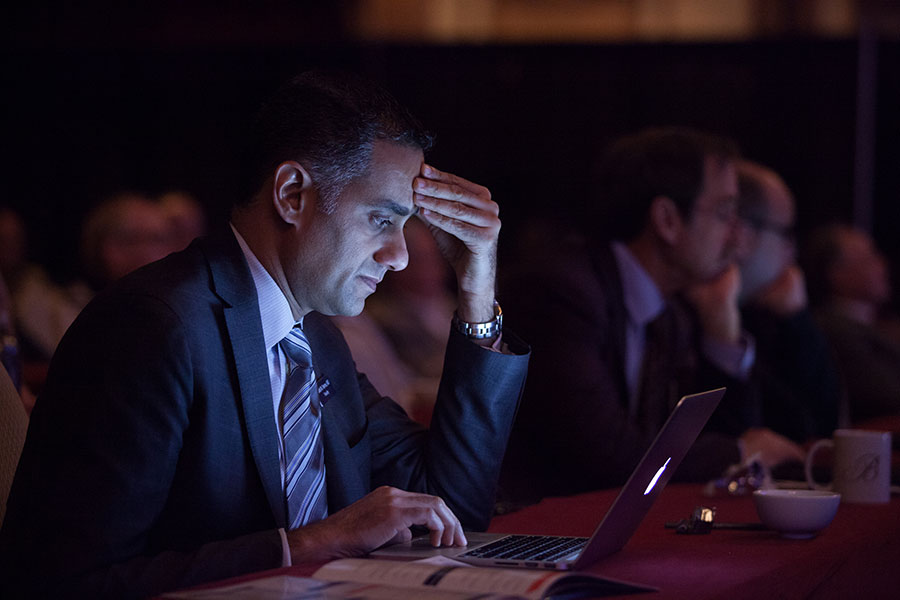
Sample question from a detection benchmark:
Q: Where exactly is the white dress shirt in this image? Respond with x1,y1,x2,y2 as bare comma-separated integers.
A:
611,242,754,418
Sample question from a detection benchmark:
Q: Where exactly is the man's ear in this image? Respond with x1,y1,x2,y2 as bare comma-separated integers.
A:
649,195,684,245
272,161,315,226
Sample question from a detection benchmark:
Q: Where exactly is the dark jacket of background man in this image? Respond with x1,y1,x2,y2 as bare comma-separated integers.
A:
734,160,842,443
500,128,804,504
501,236,746,499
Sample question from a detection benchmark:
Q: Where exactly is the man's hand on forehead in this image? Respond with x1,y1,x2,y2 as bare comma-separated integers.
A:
410,163,500,324
411,164,499,244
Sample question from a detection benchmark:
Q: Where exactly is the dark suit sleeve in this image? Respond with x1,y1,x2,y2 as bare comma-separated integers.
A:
356,327,530,531
501,267,670,497
742,307,841,441
0,294,282,599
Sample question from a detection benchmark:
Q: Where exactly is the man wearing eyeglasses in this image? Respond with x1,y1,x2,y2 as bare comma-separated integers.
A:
734,160,842,443
500,128,805,505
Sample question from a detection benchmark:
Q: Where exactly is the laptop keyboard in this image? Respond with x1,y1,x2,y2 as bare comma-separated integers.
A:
460,534,588,562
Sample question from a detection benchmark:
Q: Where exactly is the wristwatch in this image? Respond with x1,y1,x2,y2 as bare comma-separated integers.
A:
452,300,502,340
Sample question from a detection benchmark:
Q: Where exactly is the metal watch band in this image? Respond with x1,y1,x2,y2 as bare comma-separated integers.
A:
452,300,503,340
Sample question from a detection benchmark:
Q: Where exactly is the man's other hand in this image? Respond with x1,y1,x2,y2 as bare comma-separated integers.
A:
684,264,742,344
750,265,808,316
740,427,806,468
286,486,467,564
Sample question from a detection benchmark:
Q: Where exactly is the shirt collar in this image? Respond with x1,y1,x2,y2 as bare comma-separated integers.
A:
611,241,666,327
230,224,299,349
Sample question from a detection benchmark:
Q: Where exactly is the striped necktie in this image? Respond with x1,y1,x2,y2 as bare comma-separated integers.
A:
278,326,328,530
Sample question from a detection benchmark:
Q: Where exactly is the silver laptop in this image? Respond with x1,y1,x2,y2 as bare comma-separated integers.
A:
371,388,726,570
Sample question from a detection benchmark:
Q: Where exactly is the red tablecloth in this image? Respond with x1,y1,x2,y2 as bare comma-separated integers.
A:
489,483,900,599
173,483,900,599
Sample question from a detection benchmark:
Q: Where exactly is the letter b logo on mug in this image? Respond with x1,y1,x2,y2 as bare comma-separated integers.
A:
805,429,892,503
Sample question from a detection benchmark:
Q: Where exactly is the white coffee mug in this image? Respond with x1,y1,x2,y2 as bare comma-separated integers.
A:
805,429,891,504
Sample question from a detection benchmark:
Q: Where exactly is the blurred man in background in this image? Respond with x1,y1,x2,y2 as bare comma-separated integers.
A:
79,191,174,291
158,190,207,251
734,160,842,442
803,224,900,422
500,128,803,505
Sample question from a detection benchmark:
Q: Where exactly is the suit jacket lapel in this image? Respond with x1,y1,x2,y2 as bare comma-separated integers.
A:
303,315,370,512
589,242,631,405
202,230,286,528
320,400,365,511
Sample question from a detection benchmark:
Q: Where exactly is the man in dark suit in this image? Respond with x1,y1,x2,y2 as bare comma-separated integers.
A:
500,128,803,504
802,224,900,423
734,160,842,442
0,72,529,598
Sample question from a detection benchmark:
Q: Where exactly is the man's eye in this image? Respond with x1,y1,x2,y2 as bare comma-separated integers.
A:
371,215,393,230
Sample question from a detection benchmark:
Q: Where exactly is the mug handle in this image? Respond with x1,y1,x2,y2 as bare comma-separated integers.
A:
804,438,834,490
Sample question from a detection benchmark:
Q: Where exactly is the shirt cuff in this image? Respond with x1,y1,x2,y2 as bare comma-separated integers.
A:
490,332,506,353
464,331,509,354
278,528,292,567
703,331,755,380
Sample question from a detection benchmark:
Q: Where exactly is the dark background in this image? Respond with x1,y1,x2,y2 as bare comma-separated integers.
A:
4,16,899,282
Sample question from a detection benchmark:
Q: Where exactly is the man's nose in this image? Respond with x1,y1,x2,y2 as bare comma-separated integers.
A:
374,231,409,272
729,219,755,263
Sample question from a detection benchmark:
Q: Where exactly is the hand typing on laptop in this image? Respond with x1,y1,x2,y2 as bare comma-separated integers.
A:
287,486,468,562
372,389,726,571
